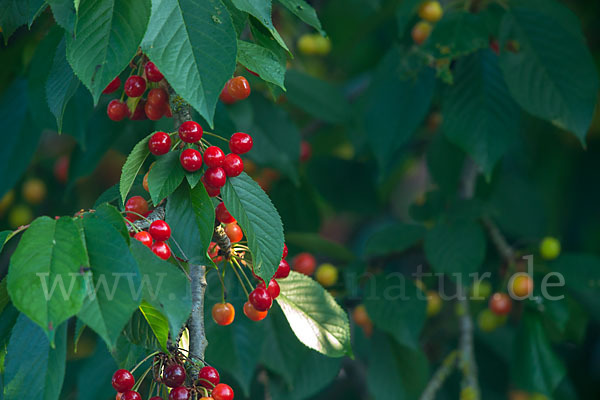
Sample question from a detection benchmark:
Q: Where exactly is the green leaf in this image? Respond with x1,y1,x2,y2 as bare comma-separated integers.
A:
77,214,141,349
364,275,426,349
3,314,67,400
130,240,192,336
395,0,421,38
284,70,349,123
66,0,150,103
124,309,162,350
365,223,426,258
551,253,600,319
166,182,214,265
76,342,119,400
139,301,169,351
237,40,286,89
119,133,153,206
0,230,11,254
221,172,284,281
285,232,355,262
276,0,322,32
147,150,186,205
0,0,45,43
0,79,42,200
424,11,488,59
7,217,87,342
276,271,352,357
94,203,130,242
230,0,288,51
364,48,435,171
426,133,465,194
424,219,486,281
512,312,566,395
111,334,147,370
46,0,76,33
0,278,9,315
46,38,80,133
442,49,520,176
141,0,237,127
498,2,599,141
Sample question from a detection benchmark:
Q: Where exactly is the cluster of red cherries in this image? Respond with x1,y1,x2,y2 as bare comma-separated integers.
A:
111,363,233,400
105,61,172,122
148,122,253,198
124,195,173,260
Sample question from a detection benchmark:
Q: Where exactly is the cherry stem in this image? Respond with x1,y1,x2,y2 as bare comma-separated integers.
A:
131,351,160,374
233,257,255,289
132,364,153,391
230,261,250,298
203,131,229,142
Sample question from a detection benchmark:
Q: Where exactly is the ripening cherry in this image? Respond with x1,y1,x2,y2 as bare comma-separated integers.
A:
282,243,288,259
149,220,171,241
124,75,147,98
229,132,253,154
112,369,135,392
148,88,167,106
145,101,164,121
163,364,186,388
122,391,142,400
148,132,171,155
223,154,244,177
178,121,203,143
103,76,121,94
292,252,316,276
125,196,149,221
180,148,203,172
274,259,290,279
168,387,190,400
315,263,338,287
418,0,443,22
243,301,268,321
225,223,243,243
208,242,223,263
144,61,164,82
489,293,512,316
258,279,280,299
204,167,227,188
300,141,312,162
411,21,432,45
134,231,153,248
204,146,225,168
130,99,147,120
227,76,251,100
203,179,221,197
198,366,220,388
212,383,234,400
216,202,235,224
249,286,272,311
107,100,129,121
152,241,171,260
511,274,534,298
352,304,371,327
219,84,236,105
212,302,235,326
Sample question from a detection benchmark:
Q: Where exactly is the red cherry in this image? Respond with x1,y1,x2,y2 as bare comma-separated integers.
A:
130,99,148,120
225,223,243,243
243,301,268,321
219,83,236,105
178,121,203,143
223,154,244,177
148,132,171,155
208,242,223,263
145,101,165,121
149,220,171,241
165,105,173,118
249,286,272,312
107,100,129,121
229,133,253,154
227,76,251,100
204,167,227,188
282,243,288,259
111,369,135,392
54,155,69,184
204,146,225,168
168,387,189,400
134,231,153,248
212,383,234,400
122,391,142,400
147,88,168,106
202,179,221,197
212,303,235,326
103,76,121,94
300,141,312,162
125,196,149,221
180,148,203,172
124,75,147,98
152,241,171,260
149,398,163,400
292,252,316,276
163,364,186,388
144,61,164,82
489,293,512,316
259,279,280,299
274,259,290,279
198,366,220,388
216,202,235,224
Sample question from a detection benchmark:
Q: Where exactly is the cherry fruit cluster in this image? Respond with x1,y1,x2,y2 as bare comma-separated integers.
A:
411,1,443,45
125,196,173,260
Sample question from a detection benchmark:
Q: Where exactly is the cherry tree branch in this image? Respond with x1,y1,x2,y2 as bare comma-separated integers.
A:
419,351,458,400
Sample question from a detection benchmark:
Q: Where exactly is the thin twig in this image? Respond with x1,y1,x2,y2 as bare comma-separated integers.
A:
419,351,458,400
481,216,514,262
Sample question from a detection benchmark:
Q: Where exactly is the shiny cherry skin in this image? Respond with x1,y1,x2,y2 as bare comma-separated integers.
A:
212,383,234,400
125,196,149,221
152,241,171,260
198,365,220,388
219,84,236,105
178,121,203,143
107,100,129,121
145,101,164,121
163,364,186,388
223,154,243,177
204,167,227,188
180,148,203,172
274,259,290,279
204,146,225,168
249,286,272,312
212,302,235,326
225,223,243,243
103,76,121,94
216,202,235,224
169,387,190,400
149,132,171,155
149,220,171,241
147,88,168,106
112,369,135,392
243,301,268,321
229,132,253,154
124,75,147,98
202,178,221,197
134,231,153,248
258,279,280,299
227,76,251,100
122,391,142,400
282,243,288,259
489,293,512,316
145,61,164,82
